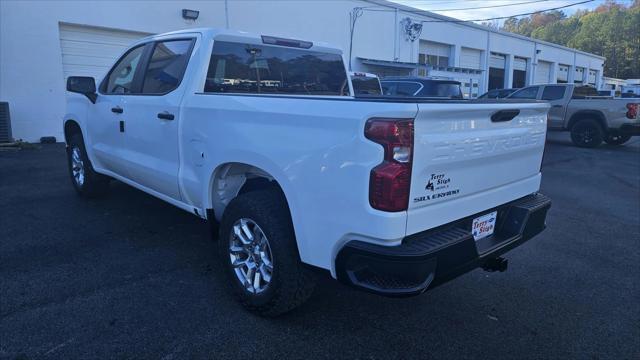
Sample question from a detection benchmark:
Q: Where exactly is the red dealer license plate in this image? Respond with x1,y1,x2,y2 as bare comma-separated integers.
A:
472,211,497,241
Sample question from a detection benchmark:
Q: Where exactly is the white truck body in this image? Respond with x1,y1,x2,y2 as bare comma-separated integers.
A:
64,28,551,314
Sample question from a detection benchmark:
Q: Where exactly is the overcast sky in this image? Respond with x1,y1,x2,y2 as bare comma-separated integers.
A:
389,0,632,23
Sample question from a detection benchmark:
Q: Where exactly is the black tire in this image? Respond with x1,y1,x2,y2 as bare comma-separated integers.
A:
67,133,110,197
570,118,604,148
604,133,631,146
218,189,315,317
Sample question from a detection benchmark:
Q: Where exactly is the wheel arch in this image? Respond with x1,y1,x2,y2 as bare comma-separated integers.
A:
567,110,607,131
63,119,83,144
205,161,294,224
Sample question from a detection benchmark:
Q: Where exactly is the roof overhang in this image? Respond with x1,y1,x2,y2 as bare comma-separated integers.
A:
358,57,418,69
359,58,484,75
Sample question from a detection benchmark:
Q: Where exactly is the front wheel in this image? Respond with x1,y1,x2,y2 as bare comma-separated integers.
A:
604,133,631,146
219,189,315,317
570,118,603,148
67,133,110,197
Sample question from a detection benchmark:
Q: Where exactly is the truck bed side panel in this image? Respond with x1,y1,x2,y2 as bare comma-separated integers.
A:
180,94,418,271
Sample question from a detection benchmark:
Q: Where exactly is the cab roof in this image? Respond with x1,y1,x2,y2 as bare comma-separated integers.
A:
134,27,342,55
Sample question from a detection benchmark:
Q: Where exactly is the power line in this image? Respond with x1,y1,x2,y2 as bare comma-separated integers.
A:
419,0,595,22
424,0,551,12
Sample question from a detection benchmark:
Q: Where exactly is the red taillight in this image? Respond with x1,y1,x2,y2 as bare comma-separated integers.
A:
626,103,638,119
365,118,414,212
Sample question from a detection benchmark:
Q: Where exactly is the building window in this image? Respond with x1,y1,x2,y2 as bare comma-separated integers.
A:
419,40,451,71
456,78,480,98
419,53,449,68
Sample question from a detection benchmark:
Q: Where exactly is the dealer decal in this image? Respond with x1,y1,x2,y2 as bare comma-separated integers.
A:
414,189,460,203
414,172,460,203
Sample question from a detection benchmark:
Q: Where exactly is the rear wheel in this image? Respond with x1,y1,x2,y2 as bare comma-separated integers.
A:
67,133,110,197
219,189,315,317
604,133,631,146
570,118,603,148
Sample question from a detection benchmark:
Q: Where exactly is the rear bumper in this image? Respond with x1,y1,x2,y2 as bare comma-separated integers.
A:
335,193,551,296
619,123,640,136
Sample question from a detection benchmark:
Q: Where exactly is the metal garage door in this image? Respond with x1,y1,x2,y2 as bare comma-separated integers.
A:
420,41,451,57
59,23,151,82
489,53,506,69
535,61,551,84
558,64,569,82
513,57,527,71
574,67,584,83
588,69,597,85
460,47,481,70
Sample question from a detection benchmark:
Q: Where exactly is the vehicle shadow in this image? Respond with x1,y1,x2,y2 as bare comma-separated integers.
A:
545,134,640,153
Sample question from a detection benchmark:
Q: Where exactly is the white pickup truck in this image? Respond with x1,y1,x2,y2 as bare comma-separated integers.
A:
64,28,551,316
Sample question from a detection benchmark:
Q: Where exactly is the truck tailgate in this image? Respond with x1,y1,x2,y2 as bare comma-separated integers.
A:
407,102,549,235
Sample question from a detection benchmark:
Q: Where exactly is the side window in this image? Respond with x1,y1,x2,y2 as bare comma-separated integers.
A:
541,86,566,100
510,86,539,99
142,39,194,94
104,45,146,94
396,82,421,96
204,41,349,96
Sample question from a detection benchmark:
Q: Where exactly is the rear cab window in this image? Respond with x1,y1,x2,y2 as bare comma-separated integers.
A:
204,41,350,96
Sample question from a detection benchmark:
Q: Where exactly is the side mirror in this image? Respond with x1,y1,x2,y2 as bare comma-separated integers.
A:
66,76,97,104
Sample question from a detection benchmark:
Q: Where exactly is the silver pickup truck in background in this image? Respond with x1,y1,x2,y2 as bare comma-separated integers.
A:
508,84,639,147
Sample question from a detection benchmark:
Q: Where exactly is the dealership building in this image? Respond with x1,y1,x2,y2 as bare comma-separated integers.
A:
0,0,606,142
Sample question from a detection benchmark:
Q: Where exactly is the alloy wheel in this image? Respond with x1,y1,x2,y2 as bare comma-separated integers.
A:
71,146,85,187
228,218,274,294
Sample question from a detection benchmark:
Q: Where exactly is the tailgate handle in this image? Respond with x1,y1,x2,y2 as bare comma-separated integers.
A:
491,109,520,122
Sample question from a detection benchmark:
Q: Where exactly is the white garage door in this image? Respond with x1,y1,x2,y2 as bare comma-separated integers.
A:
513,57,527,71
558,64,569,82
535,61,551,84
59,23,151,82
460,47,481,70
489,53,506,69
588,69,597,85
420,41,451,57
574,67,585,83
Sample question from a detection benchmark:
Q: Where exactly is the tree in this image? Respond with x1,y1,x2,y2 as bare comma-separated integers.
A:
499,1,639,78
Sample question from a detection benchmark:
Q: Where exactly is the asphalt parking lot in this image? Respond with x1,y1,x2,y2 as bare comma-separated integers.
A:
1,132,639,359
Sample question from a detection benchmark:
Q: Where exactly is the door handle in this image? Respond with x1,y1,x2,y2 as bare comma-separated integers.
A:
491,109,520,122
551,104,563,108
157,112,175,120
111,106,123,114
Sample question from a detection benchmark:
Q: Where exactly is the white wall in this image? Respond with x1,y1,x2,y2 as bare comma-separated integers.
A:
0,0,606,142
0,0,225,142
